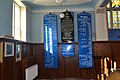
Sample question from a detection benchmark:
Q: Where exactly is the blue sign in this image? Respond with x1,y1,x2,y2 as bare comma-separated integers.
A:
77,12,93,68
61,44,75,57
44,13,58,68
108,29,120,41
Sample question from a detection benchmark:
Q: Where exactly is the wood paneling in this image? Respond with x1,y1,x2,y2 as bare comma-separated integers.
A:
111,42,120,68
93,56,103,74
1,37,120,80
80,68,95,79
63,44,79,78
15,62,22,80
0,64,1,80
33,43,96,79
33,41,120,79
0,38,36,80
33,44,65,79
93,41,120,68
0,63,4,80
23,44,29,57
25,56,36,68
4,57,15,80
64,57,79,78
93,42,112,59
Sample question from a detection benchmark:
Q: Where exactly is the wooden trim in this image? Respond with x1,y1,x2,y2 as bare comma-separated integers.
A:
110,0,113,29
106,6,108,29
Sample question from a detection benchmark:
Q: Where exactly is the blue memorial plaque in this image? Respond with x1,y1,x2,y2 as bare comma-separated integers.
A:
61,44,75,57
44,13,58,68
77,12,93,68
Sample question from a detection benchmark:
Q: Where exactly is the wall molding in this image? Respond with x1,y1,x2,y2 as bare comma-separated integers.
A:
95,0,105,10
32,8,95,13
96,9,105,14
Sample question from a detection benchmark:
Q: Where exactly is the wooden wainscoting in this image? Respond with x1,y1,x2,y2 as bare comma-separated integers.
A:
110,42,120,68
92,41,112,58
33,43,96,79
1,37,120,80
33,41,120,79
93,41,120,68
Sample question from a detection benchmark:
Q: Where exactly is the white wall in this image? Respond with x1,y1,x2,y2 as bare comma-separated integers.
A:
95,0,109,41
26,8,32,42
0,0,109,42
95,9,108,41
0,0,32,42
31,11,96,43
0,0,13,36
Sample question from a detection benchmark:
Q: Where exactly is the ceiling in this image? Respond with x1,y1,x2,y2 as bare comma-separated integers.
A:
21,0,100,10
25,0,91,6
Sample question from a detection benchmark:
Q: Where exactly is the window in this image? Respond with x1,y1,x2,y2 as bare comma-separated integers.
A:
107,0,120,29
12,0,26,41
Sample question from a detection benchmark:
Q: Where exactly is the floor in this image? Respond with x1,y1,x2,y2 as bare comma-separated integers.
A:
38,78,94,80
106,70,120,80
37,70,120,80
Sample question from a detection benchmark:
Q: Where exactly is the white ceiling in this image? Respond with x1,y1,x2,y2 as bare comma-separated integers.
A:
21,0,102,11
24,0,92,6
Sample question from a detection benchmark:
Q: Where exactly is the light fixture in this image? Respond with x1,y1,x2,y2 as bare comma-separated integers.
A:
60,13,65,18
55,0,65,18
56,0,64,4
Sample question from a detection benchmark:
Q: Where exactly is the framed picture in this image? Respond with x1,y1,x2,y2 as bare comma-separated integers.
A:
4,42,14,57
0,42,3,63
16,44,21,62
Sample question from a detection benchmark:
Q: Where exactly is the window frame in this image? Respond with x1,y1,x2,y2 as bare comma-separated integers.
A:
12,1,21,40
106,0,120,29
12,0,26,41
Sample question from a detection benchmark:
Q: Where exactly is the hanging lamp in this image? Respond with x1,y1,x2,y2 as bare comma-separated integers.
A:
56,0,64,4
